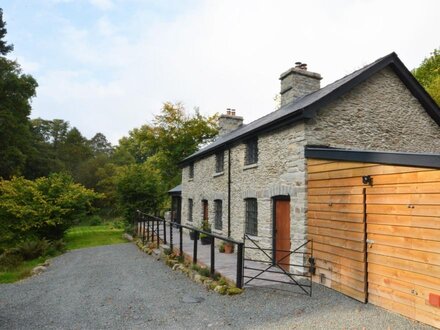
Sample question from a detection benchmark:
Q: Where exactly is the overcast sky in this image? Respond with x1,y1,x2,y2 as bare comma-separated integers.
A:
3,0,439,144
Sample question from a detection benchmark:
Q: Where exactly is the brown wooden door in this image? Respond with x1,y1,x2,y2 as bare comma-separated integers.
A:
203,200,208,220
275,199,291,271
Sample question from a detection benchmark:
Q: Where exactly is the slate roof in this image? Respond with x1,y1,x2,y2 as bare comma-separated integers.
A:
168,184,182,195
180,52,440,166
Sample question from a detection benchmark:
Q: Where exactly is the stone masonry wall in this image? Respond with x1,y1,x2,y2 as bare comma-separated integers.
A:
181,123,308,263
181,65,440,270
306,67,440,152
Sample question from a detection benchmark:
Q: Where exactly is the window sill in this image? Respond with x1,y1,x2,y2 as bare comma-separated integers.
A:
188,178,194,182
213,228,223,234
246,234,259,241
213,171,224,177
243,163,258,171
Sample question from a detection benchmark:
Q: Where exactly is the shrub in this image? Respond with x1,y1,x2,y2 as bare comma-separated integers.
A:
198,267,210,277
0,251,23,271
0,173,101,248
14,240,49,260
89,215,102,226
191,264,201,272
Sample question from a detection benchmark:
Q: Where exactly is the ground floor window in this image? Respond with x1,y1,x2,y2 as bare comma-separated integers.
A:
214,200,222,230
245,198,258,235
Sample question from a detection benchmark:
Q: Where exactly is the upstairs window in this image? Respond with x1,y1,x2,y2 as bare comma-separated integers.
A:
189,163,194,179
215,151,224,173
245,138,258,165
188,199,193,222
214,200,223,230
245,198,258,236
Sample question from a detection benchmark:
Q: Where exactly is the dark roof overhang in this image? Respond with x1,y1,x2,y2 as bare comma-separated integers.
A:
168,184,182,196
305,146,440,169
180,52,440,167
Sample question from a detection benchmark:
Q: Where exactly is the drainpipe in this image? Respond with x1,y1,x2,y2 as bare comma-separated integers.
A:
228,147,231,237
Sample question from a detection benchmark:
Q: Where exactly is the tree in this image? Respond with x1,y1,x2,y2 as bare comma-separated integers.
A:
0,8,13,55
58,127,93,176
0,9,37,179
0,58,38,178
413,48,440,106
115,163,165,219
90,132,113,155
118,102,218,188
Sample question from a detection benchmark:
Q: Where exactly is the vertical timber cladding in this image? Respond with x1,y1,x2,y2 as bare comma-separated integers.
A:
307,159,440,328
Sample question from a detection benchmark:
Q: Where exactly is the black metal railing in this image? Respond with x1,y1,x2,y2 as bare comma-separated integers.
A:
244,234,314,296
134,210,245,289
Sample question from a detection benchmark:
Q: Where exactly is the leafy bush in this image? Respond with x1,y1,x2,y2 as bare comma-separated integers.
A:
198,267,210,277
0,173,101,249
89,215,102,226
14,240,49,260
0,251,23,271
45,239,66,256
115,162,165,222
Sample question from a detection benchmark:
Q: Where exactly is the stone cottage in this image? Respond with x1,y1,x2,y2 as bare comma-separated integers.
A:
177,52,440,266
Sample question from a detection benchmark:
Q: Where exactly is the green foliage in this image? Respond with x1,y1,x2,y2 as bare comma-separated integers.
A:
0,250,23,271
0,8,13,55
413,48,440,105
198,267,211,277
0,173,101,248
13,239,49,260
88,215,103,226
0,57,38,178
117,102,218,191
115,162,165,220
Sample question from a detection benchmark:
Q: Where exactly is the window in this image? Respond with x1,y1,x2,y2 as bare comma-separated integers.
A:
189,163,194,179
214,200,222,230
188,199,193,222
245,138,258,165
245,198,258,235
215,151,224,173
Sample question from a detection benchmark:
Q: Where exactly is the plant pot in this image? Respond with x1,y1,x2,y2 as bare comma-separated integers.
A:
200,236,212,245
224,243,234,254
189,231,198,240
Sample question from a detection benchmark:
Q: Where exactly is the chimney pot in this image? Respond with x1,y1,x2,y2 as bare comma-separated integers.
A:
218,109,243,136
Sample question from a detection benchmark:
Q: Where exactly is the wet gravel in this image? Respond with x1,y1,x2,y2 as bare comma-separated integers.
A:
0,243,432,329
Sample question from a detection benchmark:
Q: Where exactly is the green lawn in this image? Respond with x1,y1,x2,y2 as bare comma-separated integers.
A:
0,224,127,284
0,257,46,283
65,225,127,250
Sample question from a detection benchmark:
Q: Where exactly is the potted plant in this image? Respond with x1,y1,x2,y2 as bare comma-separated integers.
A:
218,242,225,253
189,230,198,240
224,242,234,254
200,220,212,245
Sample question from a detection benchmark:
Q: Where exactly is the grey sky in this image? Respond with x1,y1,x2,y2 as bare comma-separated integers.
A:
3,0,439,143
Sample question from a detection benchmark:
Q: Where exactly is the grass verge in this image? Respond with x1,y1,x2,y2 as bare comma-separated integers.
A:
65,225,126,250
0,257,46,283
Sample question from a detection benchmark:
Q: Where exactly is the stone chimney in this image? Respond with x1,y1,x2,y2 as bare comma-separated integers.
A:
218,108,243,136
279,62,322,107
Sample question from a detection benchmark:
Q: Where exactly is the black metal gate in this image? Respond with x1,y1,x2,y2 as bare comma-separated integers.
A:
243,235,315,296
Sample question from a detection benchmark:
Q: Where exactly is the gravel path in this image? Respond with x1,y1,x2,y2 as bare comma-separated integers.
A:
0,243,432,330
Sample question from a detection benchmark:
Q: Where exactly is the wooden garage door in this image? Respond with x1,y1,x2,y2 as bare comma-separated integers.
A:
308,159,440,328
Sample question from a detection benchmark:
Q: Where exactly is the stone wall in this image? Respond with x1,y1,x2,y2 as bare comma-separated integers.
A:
180,65,440,269
306,67,440,152
181,122,308,263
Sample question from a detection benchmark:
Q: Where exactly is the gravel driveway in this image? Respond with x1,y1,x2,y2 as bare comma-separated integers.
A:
0,243,432,329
